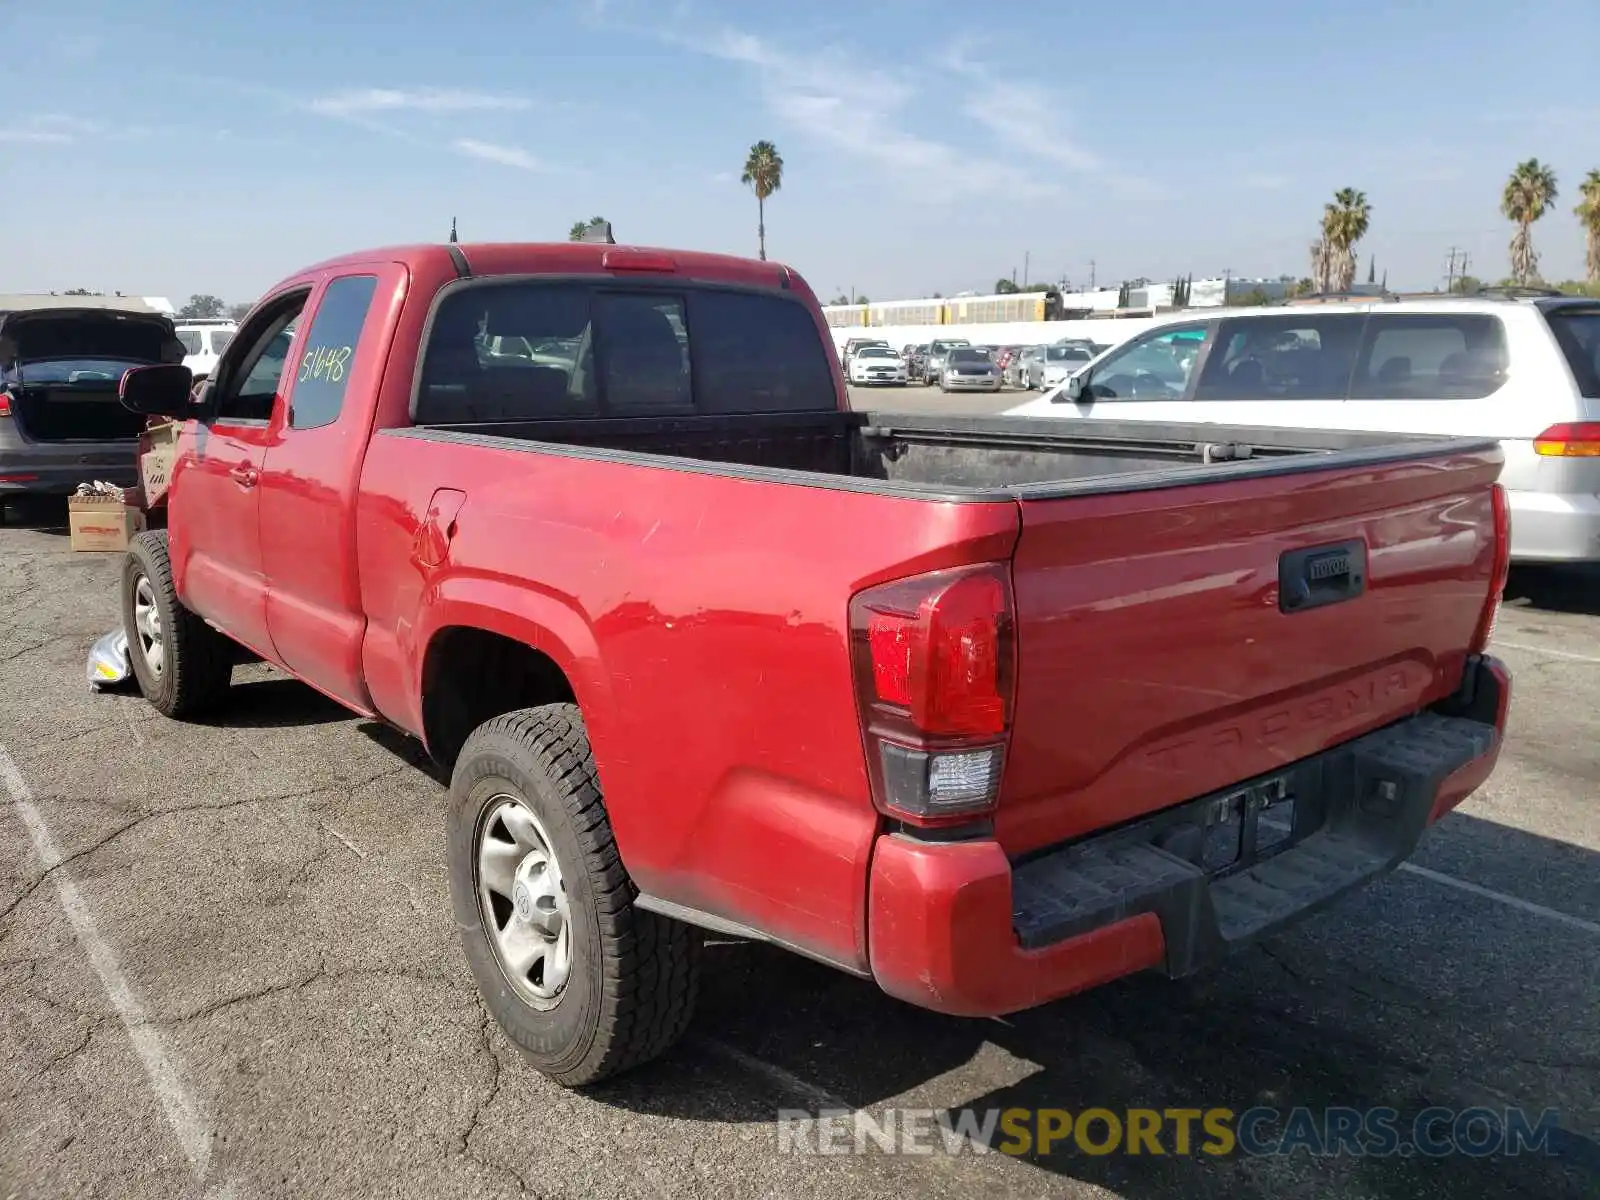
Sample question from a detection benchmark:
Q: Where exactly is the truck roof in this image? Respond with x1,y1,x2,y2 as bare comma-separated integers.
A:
283,242,802,293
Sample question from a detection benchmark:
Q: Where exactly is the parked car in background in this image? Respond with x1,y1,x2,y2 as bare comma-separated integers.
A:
1006,293,1600,562
939,345,1002,392
904,343,930,381
112,236,1512,1090
1011,345,1045,388
0,295,184,495
922,337,971,383
174,319,237,383
841,337,889,371
848,345,908,385
993,345,1025,381
1027,343,1096,391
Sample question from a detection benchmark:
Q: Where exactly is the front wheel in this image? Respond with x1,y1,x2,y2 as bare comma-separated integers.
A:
122,531,234,718
448,704,702,1086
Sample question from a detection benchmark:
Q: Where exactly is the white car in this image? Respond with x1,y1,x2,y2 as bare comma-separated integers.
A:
848,345,908,385
1031,343,1096,390
174,320,237,382
1004,292,1600,563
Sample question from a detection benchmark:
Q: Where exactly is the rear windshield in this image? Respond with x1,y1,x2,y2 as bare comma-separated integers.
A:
1545,308,1600,398
415,283,837,423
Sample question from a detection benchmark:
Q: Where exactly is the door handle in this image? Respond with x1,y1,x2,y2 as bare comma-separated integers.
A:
230,463,259,488
1279,539,1366,613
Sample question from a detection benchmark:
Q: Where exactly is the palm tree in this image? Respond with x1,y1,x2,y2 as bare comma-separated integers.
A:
1320,188,1371,293
741,141,784,261
1502,159,1559,286
569,216,608,241
1575,168,1600,287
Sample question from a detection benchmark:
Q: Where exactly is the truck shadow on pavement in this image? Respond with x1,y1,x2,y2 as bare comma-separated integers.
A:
583,812,1599,1199
202,676,356,730
1505,565,1600,616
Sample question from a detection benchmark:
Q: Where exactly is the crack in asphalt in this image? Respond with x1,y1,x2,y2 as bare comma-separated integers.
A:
162,962,460,1026
0,785,340,927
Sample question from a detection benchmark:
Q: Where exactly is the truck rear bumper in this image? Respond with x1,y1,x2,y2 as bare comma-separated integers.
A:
867,656,1510,1017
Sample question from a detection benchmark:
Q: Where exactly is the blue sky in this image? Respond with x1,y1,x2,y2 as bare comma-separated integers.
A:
3,0,1596,306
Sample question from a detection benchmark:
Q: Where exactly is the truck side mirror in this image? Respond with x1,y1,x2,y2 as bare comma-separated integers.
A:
119,364,196,417
1056,373,1087,403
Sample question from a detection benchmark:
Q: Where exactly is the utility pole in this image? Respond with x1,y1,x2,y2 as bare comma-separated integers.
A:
1023,251,1030,288
1089,259,1097,289
1445,247,1469,293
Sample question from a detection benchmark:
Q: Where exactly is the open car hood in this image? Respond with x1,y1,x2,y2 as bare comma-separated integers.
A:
0,308,184,366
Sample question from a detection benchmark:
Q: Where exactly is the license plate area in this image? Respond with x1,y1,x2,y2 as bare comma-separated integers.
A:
1200,776,1298,876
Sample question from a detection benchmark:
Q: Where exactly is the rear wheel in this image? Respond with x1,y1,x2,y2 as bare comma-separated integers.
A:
122,531,234,718
448,704,701,1086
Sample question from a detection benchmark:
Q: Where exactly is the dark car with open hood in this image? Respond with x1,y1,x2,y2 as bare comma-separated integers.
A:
0,295,185,496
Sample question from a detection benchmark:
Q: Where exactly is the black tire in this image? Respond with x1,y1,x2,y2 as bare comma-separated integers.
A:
122,530,234,719
447,704,701,1087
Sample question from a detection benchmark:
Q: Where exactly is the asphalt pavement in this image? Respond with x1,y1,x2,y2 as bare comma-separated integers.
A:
0,460,1596,1199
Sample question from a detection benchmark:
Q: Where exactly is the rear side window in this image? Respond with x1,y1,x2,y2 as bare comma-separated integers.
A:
289,274,379,429
209,330,234,354
1350,314,1508,400
176,331,202,355
1544,308,1600,398
1197,315,1363,400
415,282,836,423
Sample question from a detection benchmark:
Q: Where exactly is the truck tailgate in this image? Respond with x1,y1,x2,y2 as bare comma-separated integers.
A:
999,444,1503,857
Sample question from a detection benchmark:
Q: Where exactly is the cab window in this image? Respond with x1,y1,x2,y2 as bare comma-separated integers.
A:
212,298,307,424
1086,325,1208,400
1196,314,1364,401
288,275,380,429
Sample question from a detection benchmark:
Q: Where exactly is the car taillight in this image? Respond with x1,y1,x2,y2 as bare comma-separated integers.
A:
0,392,11,417
1532,422,1600,456
850,563,1016,826
1469,483,1511,655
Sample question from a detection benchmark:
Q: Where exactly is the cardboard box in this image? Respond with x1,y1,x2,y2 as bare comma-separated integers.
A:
68,496,146,553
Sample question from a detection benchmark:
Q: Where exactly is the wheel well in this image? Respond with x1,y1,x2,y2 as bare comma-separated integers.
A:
421,627,576,768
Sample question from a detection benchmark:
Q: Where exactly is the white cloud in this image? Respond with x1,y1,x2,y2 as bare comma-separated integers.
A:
940,45,1101,173
309,88,532,117
0,114,98,144
686,27,1047,198
453,138,550,171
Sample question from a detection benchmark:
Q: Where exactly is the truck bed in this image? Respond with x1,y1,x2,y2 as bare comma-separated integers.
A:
405,410,1491,499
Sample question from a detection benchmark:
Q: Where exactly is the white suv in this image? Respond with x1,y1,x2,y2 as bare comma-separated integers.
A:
1005,292,1600,563
174,320,237,382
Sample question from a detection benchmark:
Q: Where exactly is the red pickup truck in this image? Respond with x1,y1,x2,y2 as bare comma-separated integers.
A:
114,239,1513,1087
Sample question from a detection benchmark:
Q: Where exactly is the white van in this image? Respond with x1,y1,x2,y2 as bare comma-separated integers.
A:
1004,294,1600,563
173,319,237,383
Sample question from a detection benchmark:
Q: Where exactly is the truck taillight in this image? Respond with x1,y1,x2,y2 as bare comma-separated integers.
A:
1532,422,1600,456
850,563,1016,826
1469,483,1511,655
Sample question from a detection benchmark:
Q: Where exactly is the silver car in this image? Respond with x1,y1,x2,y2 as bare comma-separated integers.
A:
1011,345,1046,388
1027,343,1096,391
921,338,971,384
939,346,1002,392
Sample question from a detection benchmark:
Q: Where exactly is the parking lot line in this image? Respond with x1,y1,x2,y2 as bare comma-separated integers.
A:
0,744,223,1195
1494,639,1600,665
1398,861,1600,936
